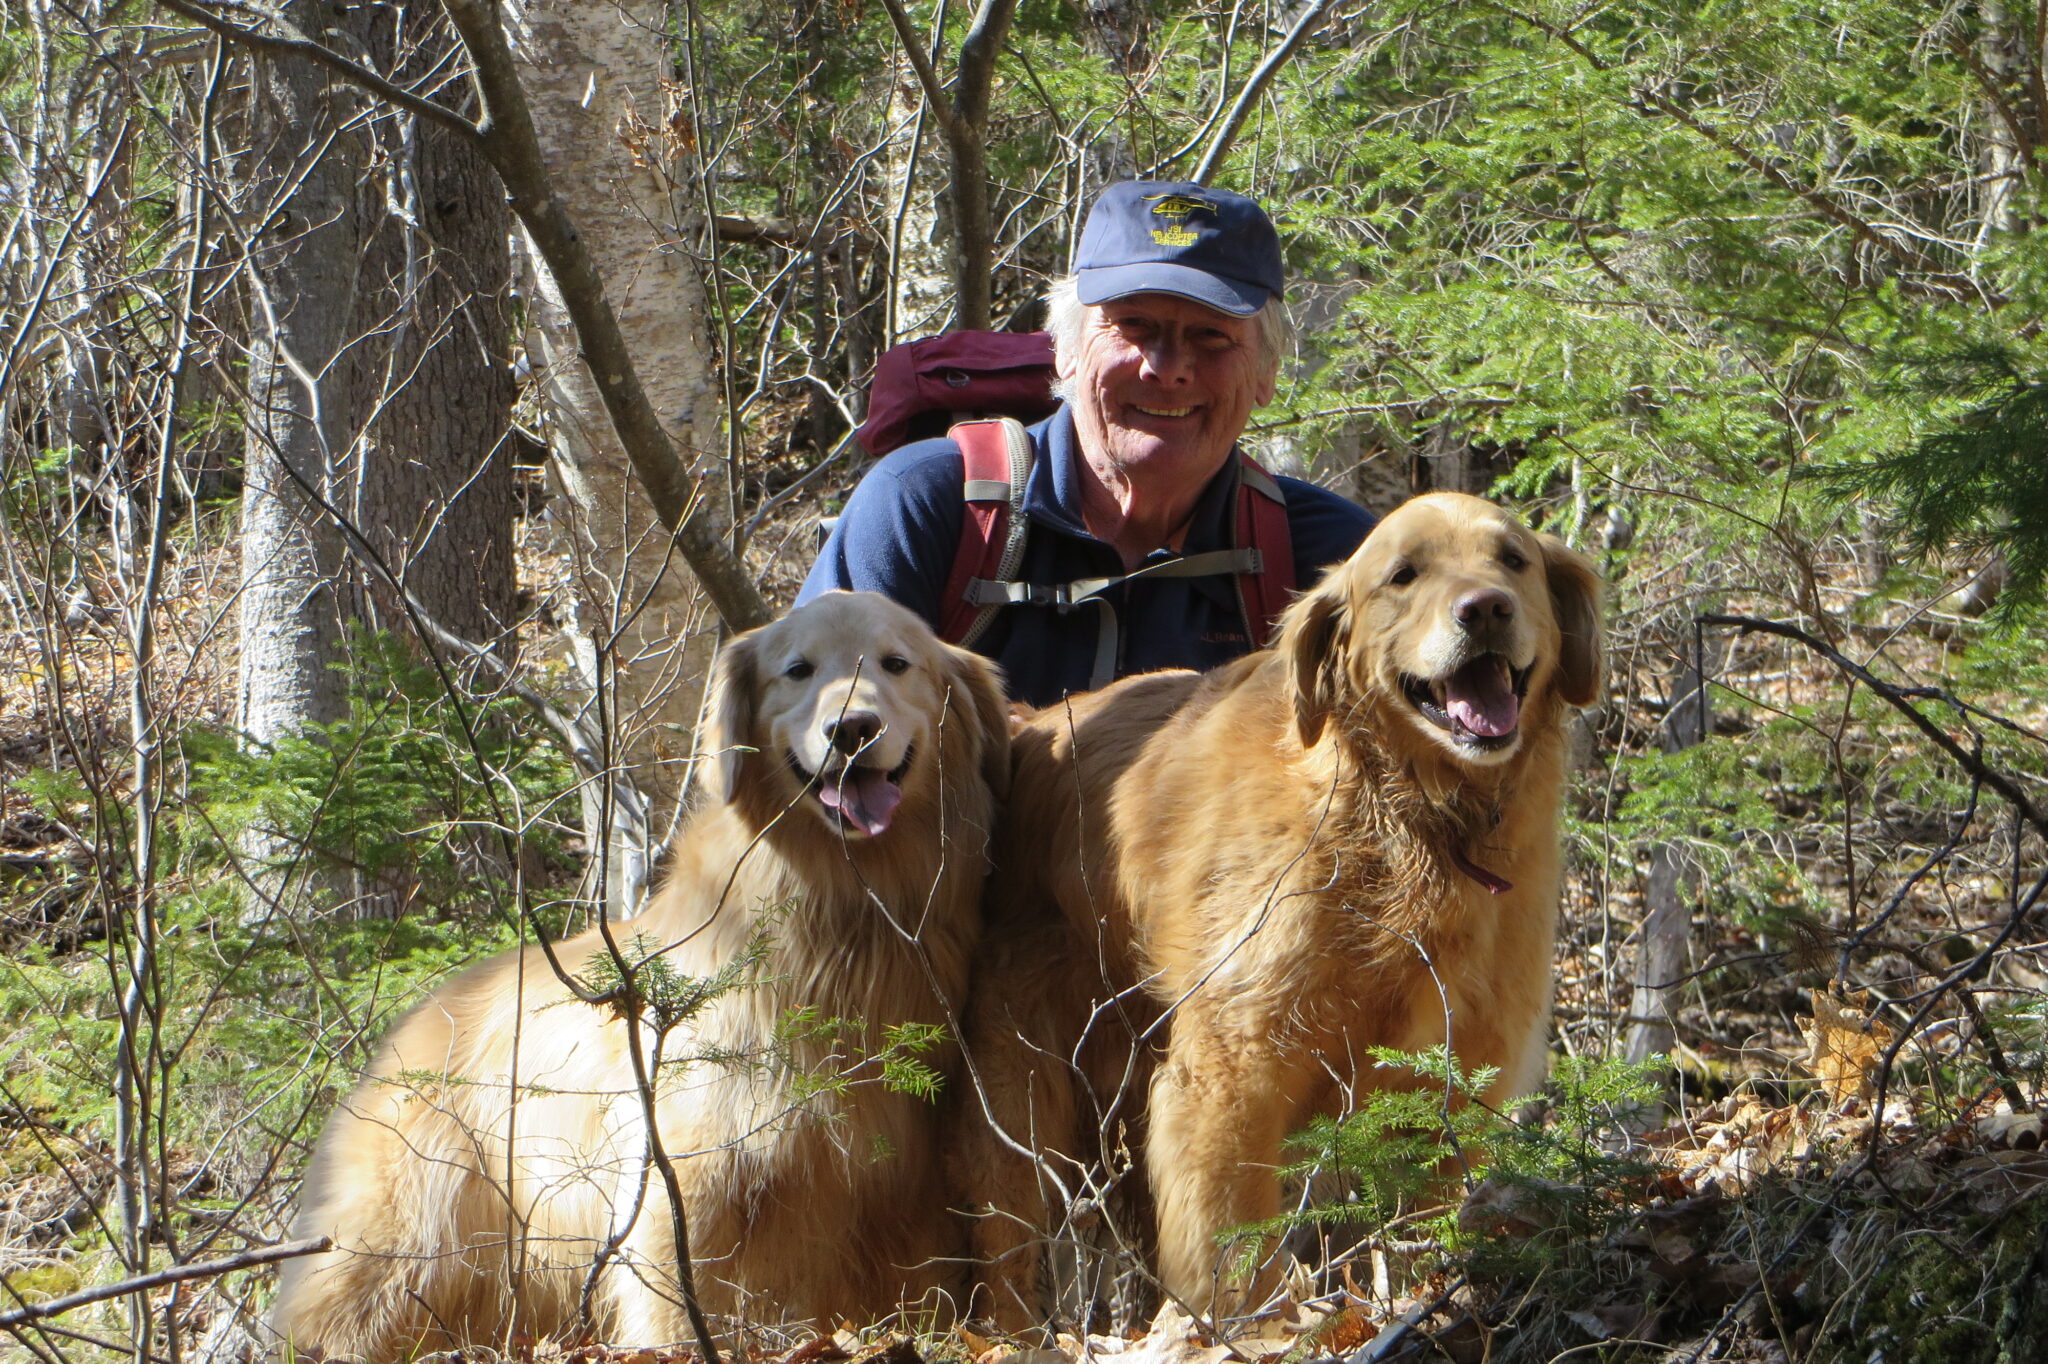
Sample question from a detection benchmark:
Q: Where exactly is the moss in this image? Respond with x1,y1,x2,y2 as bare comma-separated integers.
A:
1994,1199,2048,1364
1820,1196,2048,1364
4,1260,81,1302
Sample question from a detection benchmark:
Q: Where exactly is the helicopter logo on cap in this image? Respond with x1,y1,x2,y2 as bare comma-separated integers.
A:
1144,192,1214,248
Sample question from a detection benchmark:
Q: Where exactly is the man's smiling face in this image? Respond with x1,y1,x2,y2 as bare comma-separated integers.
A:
1059,292,1277,497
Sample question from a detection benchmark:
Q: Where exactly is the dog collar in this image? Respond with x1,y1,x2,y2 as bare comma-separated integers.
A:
1451,845,1513,895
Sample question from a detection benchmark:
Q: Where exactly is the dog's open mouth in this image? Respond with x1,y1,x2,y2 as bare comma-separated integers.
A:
1403,656,1531,752
787,747,914,836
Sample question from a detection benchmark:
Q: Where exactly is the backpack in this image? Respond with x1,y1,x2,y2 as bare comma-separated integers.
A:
854,331,1061,456
856,332,1296,676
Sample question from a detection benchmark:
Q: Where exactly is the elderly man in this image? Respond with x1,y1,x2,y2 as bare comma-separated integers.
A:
800,181,1374,706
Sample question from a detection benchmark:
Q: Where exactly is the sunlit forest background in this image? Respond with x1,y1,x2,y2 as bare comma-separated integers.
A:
1,0,2046,1358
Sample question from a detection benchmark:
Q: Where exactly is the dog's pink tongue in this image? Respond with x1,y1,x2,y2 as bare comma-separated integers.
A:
1445,658,1519,737
819,768,903,836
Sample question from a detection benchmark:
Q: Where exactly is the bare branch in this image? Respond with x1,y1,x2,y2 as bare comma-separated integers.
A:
954,0,1018,132
0,1238,331,1329
1945,26,2040,171
152,0,484,144
711,212,806,246
1154,0,1248,174
872,0,1017,328
153,0,772,632
405,608,653,853
874,0,957,134
1192,0,1342,184
946,0,1020,328
1700,614,2048,838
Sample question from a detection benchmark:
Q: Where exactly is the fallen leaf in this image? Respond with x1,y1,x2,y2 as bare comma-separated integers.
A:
1113,1305,1233,1364
1884,1155,1937,1195
1311,1307,1374,1354
1230,1338,1293,1363
1975,1111,2045,1150
1955,1150,2048,1213
1427,1315,1486,1364
1800,989,1892,1108
1566,1304,1661,1343
782,1337,853,1364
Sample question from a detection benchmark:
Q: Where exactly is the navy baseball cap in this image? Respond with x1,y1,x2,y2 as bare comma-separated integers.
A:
1074,181,1284,317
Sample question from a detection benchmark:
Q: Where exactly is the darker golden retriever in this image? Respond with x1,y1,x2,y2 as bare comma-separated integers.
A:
957,492,1602,1318
272,592,1009,1359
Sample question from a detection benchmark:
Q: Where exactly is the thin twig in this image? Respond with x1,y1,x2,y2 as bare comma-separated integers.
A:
1700,614,2048,838
872,0,957,135
152,0,482,142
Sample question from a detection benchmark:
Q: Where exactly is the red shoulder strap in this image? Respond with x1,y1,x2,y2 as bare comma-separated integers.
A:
938,419,1028,644
1235,455,1294,647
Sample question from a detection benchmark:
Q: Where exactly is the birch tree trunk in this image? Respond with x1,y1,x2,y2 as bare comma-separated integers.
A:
236,17,360,917
506,0,729,914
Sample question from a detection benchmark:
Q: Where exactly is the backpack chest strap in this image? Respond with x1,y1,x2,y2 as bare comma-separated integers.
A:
963,547,1264,689
961,547,1262,609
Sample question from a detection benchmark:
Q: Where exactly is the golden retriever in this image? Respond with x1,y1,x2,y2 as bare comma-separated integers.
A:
957,493,1602,1318
271,592,1010,1360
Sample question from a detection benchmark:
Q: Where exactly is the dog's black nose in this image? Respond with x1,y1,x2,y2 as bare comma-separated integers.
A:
826,712,883,754
1455,588,1514,625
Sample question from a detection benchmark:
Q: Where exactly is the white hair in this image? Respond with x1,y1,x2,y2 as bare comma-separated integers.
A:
1043,275,1292,401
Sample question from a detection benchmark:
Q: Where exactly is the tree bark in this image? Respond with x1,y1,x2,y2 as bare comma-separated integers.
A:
235,6,360,916
1623,625,1715,1068
352,5,518,652
499,0,732,913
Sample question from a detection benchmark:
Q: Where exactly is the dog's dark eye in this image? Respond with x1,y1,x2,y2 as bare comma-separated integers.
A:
784,659,814,680
879,655,912,675
1501,549,1529,571
1389,563,1418,586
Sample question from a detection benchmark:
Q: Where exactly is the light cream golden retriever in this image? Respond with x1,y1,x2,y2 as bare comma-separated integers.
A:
958,493,1602,1318
272,592,1009,1360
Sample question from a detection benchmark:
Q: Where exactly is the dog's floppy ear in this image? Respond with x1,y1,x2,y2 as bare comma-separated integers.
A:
1541,534,1605,708
703,628,762,803
943,643,1013,802
1279,580,1349,747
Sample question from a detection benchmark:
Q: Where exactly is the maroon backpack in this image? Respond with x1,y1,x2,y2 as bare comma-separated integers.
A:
854,331,1061,456
855,331,1297,663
